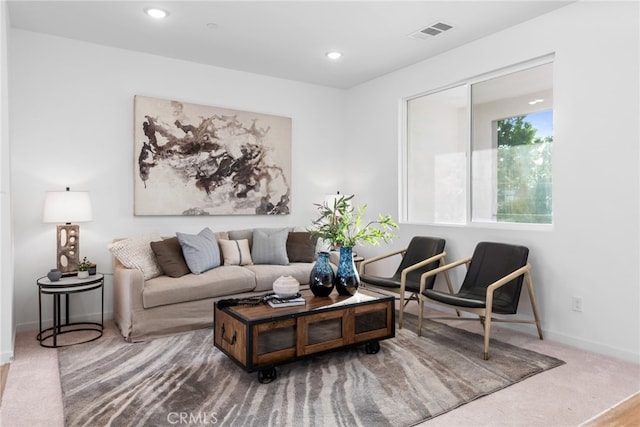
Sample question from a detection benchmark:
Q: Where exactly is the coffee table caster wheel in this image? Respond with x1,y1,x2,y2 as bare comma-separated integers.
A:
258,367,277,384
365,341,380,354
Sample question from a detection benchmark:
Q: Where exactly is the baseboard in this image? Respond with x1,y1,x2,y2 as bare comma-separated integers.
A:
463,318,639,364
0,328,14,364
0,350,12,364
542,328,639,364
421,302,640,364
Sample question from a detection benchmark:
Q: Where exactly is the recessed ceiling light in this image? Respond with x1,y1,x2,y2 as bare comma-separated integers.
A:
144,7,168,19
528,99,544,105
326,51,342,60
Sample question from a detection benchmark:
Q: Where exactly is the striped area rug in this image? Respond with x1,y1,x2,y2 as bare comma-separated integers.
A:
58,317,563,426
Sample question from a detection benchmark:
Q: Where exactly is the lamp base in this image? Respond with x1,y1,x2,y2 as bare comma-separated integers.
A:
57,224,79,274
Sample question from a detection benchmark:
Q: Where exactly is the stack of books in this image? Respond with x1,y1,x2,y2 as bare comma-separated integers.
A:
267,297,305,308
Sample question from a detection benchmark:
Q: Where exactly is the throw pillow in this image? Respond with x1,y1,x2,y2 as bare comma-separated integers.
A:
286,232,318,263
218,239,253,266
108,233,163,280
215,231,229,241
227,229,254,249
150,237,190,278
176,227,221,274
251,228,289,265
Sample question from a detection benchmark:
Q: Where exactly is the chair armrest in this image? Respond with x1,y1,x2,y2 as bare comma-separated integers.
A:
419,256,472,293
484,263,531,314
486,264,530,293
400,252,447,283
359,247,407,274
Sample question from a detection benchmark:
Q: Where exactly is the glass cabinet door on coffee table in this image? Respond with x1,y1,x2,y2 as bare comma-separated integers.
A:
250,294,394,365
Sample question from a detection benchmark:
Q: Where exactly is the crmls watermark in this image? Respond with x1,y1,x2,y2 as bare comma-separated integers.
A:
167,412,218,425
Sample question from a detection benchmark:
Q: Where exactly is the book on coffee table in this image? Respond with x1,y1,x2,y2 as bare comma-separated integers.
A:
267,297,305,308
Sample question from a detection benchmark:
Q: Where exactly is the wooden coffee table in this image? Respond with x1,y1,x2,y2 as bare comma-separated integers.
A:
213,288,395,383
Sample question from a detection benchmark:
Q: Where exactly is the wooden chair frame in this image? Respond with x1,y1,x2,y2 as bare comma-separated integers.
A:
359,249,454,329
418,258,543,360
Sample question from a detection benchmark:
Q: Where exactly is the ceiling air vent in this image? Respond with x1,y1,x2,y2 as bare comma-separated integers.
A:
409,22,453,40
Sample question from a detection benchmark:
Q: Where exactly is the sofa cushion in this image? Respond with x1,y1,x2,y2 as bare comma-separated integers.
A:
245,263,314,292
142,266,257,308
252,228,289,265
108,233,163,280
150,237,190,278
177,227,221,274
287,232,318,263
219,239,253,266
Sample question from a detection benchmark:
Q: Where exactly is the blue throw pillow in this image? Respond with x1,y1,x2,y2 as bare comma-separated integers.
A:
252,228,290,265
176,227,221,274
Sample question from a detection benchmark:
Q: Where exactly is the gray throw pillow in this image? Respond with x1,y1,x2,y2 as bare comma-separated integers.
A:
176,227,221,274
251,228,289,265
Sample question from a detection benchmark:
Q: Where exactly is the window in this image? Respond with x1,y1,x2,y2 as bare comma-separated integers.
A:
403,60,553,225
405,85,468,224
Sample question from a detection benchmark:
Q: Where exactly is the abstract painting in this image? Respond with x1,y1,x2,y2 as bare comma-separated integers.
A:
134,96,291,215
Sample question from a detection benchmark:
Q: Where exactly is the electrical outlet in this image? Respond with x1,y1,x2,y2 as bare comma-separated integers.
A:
572,296,583,312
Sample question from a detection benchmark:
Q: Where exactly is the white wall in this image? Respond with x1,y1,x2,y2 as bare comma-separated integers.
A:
345,1,639,362
9,30,346,332
1,0,15,364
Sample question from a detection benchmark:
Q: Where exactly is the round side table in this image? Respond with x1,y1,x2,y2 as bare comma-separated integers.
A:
36,273,104,348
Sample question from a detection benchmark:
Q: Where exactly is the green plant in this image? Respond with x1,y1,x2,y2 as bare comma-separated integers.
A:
77,256,92,271
308,195,398,248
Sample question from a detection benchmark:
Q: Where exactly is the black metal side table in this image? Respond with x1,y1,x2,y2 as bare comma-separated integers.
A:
36,273,104,348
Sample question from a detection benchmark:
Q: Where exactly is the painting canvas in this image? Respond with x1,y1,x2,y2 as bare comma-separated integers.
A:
134,96,291,215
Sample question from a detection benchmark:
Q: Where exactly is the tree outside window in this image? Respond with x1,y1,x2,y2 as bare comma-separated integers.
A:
496,111,553,224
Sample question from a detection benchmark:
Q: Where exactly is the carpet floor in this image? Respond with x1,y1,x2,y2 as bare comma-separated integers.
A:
58,317,563,427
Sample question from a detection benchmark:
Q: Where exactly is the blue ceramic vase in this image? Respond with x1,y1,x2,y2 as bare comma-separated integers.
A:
334,246,360,296
309,251,335,297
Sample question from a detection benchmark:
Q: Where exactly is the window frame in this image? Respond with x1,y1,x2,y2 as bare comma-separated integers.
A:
400,55,555,230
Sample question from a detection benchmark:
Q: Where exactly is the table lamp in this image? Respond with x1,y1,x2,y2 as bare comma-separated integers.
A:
43,187,93,274
324,191,351,214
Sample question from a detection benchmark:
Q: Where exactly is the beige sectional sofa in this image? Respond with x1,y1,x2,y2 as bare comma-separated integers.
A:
111,227,319,342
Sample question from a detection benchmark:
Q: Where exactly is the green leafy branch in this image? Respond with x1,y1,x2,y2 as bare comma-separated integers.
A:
308,195,398,248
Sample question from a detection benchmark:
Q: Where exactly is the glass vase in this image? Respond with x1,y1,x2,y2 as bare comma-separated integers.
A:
334,246,360,296
309,251,335,297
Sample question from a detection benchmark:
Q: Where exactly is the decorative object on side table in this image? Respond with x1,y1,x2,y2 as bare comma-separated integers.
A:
77,257,92,279
308,194,398,296
308,251,335,296
42,187,93,274
47,268,62,282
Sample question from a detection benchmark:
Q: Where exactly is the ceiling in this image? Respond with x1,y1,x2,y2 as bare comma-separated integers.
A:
7,1,573,89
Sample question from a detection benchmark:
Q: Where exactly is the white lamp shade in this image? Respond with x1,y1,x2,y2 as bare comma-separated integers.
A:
324,193,351,209
43,190,93,223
